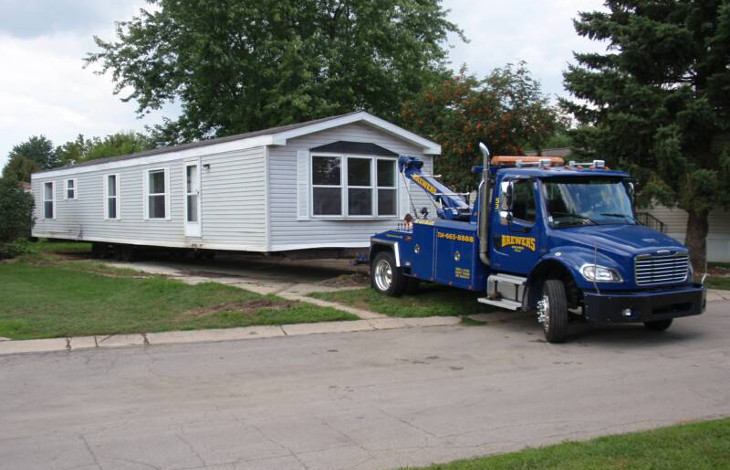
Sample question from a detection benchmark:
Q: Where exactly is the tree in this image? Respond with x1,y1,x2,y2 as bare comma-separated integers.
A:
8,135,57,170
56,132,156,166
0,175,34,257
86,0,463,144
1,155,40,182
562,1,730,270
400,64,565,192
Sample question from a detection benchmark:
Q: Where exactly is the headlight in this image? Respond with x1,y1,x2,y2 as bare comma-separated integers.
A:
581,264,623,283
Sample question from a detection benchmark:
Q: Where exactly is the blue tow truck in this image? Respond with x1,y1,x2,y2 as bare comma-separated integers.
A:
369,144,706,343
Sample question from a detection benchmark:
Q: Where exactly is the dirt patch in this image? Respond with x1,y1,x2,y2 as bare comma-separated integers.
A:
321,273,370,288
707,266,730,277
182,298,296,319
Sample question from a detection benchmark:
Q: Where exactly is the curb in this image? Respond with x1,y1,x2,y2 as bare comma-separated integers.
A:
0,316,462,356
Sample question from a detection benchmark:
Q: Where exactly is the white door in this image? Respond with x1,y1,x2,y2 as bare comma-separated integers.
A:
184,161,202,237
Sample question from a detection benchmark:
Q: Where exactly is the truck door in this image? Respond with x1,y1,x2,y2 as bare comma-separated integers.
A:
490,177,541,275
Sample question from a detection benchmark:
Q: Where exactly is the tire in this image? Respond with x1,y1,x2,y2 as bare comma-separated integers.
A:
405,278,420,295
644,319,673,331
370,251,406,297
537,279,569,343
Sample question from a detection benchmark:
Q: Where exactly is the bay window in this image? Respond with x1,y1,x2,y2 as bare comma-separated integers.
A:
311,155,397,218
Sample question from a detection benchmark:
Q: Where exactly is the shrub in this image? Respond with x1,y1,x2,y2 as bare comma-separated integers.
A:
0,176,34,258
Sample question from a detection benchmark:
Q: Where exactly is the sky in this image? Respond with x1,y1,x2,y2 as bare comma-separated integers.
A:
0,0,606,171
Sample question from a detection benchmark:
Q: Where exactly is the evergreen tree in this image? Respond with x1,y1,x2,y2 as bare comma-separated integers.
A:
1,155,40,182
562,0,730,270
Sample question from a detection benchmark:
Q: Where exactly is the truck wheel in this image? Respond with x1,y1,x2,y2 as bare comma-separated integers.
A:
537,279,569,343
405,278,420,295
371,251,406,297
644,319,673,331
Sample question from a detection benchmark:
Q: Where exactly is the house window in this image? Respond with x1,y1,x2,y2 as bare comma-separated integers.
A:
147,169,168,219
311,155,398,218
105,174,120,220
65,179,77,200
43,182,55,219
377,159,397,216
312,156,342,216
347,157,372,216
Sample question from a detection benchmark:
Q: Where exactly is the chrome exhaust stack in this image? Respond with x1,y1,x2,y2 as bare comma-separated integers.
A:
478,142,491,266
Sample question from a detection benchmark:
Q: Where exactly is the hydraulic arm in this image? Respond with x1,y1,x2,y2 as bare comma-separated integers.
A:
398,155,472,221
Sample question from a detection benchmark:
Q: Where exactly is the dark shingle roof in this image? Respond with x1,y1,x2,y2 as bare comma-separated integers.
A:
36,112,362,174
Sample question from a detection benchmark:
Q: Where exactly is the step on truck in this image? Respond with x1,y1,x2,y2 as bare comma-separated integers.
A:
369,144,706,343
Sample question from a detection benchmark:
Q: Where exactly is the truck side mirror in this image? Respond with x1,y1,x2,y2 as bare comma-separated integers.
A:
504,182,513,212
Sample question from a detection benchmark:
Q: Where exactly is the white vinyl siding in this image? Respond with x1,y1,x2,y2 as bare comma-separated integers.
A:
104,174,120,220
43,182,55,219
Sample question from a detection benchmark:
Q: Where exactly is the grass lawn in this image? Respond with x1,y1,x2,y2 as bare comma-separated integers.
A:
403,418,730,470
310,284,496,318
0,241,357,340
706,277,730,290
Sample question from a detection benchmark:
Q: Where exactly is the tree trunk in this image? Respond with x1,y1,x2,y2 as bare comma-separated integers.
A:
685,210,709,273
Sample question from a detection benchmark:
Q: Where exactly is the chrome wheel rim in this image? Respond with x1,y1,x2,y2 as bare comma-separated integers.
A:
374,259,393,292
537,294,550,332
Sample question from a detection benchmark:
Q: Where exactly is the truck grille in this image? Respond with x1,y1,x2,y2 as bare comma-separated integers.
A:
634,253,689,286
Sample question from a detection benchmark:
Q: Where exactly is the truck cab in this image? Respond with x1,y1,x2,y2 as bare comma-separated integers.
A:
369,151,705,343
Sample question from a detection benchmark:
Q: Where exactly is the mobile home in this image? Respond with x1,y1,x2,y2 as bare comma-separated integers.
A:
31,112,440,257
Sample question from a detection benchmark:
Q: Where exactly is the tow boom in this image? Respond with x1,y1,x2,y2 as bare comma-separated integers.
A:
398,155,472,221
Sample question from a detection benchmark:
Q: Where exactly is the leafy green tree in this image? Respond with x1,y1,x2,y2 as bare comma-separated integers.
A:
562,0,730,270
56,132,156,166
1,155,40,182
400,64,565,192
0,175,34,258
86,0,463,143
55,134,92,167
8,135,57,170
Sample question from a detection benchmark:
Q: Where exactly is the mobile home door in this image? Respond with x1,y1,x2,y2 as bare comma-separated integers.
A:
184,160,202,237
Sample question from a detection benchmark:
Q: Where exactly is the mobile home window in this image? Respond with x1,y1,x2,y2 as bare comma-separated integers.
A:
43,182,55,219
105,174,120,219
65,179,77,200
312,156,342,216
311,155,398,218
147,169,168,219
377,159,397,216
347,158,372,216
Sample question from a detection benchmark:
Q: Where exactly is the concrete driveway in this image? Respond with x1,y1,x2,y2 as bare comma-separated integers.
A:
106,252,369,296
2,302,729,470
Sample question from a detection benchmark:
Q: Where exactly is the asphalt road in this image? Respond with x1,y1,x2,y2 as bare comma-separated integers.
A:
2,302,729,470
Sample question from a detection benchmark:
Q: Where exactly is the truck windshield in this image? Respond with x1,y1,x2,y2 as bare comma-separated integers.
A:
541,177,635,228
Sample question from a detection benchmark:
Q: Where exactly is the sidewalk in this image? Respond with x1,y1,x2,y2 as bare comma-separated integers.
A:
0,316,463,356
